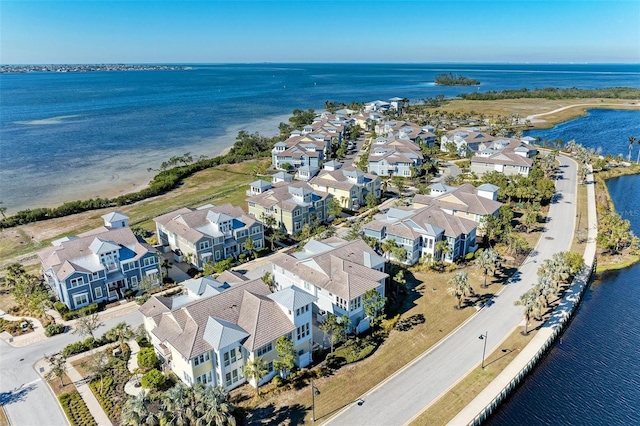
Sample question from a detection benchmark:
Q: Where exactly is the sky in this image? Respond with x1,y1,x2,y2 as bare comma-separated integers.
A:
1,0,639,64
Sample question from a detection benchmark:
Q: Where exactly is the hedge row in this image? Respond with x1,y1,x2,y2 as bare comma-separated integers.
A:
55,302,100,321
59,391,97,426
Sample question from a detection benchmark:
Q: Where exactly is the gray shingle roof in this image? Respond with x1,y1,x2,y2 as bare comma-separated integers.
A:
141,278,295,358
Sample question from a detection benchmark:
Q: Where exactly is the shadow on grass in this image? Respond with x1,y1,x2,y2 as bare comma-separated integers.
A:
245,403,306,425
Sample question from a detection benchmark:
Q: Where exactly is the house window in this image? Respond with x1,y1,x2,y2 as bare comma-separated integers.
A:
142,256,156,267
296,323,310,340
225,373,232,387
224,352,230,366
215,250,221,261
304,281,311,290
94,287,103,299
73,293,89,307
253,226,261,235
232,370,238,383
257,342,273,357
199,241,210,250
92,272,100,281
267,361,274,373
230,349,237,364
336,296,348,311
237,347,243,359
350,296,362,310
296,308,300,316
69,277,84,288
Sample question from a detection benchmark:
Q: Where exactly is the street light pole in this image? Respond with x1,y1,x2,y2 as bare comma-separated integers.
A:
311,379,320,422
479,331,488,369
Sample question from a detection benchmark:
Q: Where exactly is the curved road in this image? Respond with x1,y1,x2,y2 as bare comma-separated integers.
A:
327,156,578,425
0,311,143,426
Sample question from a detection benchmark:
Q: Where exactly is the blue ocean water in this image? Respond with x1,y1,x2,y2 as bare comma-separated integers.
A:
488,175,640,426
1,63,639,211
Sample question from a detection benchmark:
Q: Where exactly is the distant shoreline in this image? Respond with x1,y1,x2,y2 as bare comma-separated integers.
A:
0,64,191,74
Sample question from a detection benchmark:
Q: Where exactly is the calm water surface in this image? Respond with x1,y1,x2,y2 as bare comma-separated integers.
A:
487,160,640,424
1,63,639,211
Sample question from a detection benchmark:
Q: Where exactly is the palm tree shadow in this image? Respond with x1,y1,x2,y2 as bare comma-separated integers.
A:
245,403,305,425
0,382,37,405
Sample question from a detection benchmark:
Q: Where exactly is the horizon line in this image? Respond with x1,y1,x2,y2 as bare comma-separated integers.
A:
2,61,640,66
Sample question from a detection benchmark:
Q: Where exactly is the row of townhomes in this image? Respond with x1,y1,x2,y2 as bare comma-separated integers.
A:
363,182,502,264
140,237,388,391
154,204,264,270
308,160,381,210
38,213,160,310
367,135,425,177
247,179,332,235
440,130,538,177
271,112,350,176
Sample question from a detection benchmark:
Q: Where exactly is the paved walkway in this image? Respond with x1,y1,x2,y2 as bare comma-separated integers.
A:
447,162,598,425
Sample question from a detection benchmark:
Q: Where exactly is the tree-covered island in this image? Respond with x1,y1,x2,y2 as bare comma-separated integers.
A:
435,73,480,86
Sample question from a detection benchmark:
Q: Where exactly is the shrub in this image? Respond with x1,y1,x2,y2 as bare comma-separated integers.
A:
141,369,165,390
135,294,151,305
54,302,69,314
272,374,283,387
135,335,151,347
62,341,88,357
44,323,66,337
59,391,97,426
61,303,99,321
137,347,159,371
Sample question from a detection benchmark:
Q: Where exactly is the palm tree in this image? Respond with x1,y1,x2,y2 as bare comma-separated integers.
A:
475,248,501,288
122,390,159,426
106,322,134,354
243,357,268,396
162,383,193,425
628,136,636,161
435,239,452,262
636,137,640,164
195,385,237,426
446,272,473,309
160,258,173,280
514,288,544,335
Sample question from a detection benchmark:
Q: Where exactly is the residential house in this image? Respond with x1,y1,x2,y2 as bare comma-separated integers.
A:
367,136,424,177
247,181,332,235
376,120,436,147
309,166,381,210
363,205,478,265
140,277,316,391
413,183,502,224
154,204,264,270
271,237,388,333
470,139,537,177
38,212,159,310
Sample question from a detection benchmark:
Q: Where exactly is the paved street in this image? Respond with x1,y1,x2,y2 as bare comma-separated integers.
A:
0,310,143,426
326,156,578,425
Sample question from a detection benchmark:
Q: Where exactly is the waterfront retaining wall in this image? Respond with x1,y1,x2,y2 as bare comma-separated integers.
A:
448,164,598,426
